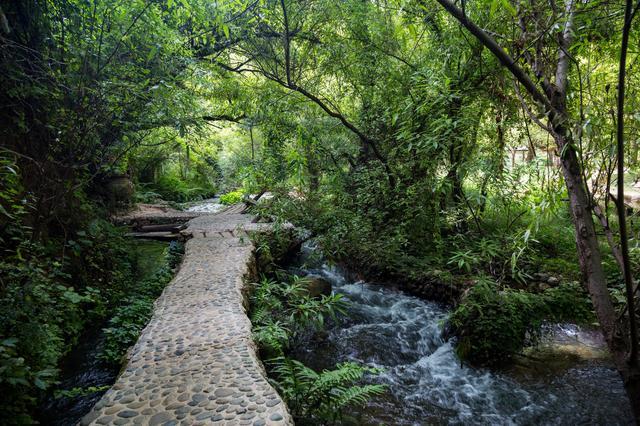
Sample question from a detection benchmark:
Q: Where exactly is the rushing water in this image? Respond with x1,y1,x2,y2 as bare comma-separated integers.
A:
184,197,224,213
291,247,634,425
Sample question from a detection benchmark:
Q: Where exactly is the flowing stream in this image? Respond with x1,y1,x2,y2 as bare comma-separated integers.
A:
36,217,634,425
291,245,634,425
184,197,224,213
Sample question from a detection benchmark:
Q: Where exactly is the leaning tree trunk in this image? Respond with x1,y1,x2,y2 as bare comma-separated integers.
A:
554,126,640,419
613,0,640,413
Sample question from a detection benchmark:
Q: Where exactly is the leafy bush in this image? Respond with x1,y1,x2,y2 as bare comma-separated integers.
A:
449,279,594,365
153,174,213,203
101,298,156,363
220,190,245,205
0,338,58,423
66,219,136,310
250,275,347,357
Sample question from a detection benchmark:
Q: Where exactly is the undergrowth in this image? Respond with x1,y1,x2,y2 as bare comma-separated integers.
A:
249,231,386,425
0,156,140,422
449,278,595,365
101,241,184,364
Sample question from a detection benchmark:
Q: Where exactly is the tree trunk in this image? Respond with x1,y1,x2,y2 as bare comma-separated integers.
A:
555,127,640,419
446,165,464,203
480,109,505,213
303,138,320,192
445,96,465,205
614,0,640,413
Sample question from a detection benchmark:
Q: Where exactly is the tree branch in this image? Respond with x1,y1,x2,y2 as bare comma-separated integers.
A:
202,114,246,123
427,0,554,114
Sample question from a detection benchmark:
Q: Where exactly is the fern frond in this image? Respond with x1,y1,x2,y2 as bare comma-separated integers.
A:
334,384,386,408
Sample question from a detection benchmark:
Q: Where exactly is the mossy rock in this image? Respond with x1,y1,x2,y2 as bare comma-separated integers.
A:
305,277,332,298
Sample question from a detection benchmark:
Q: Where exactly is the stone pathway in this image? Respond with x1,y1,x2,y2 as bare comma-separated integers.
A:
81,208,292,426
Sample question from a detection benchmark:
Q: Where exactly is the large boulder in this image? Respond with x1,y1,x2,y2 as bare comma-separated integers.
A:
305,277,332,298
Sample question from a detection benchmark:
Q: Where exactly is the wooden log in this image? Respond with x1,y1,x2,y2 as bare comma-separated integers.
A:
126,231,181,241
138,223,187,232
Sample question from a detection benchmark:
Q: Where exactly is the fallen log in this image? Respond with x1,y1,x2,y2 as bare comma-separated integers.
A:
125,231,182,241
138,223,187,232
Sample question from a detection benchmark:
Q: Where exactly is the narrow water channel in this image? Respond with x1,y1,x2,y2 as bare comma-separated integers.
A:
184,197,224,213
291,245,634,425
38,239,169,425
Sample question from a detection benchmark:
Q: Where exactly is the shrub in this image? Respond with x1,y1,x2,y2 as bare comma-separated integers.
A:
153,174,213,203
250,275,347,356
0,338,58,423
0,243,99,422
220,190,245,205
449,279,594,365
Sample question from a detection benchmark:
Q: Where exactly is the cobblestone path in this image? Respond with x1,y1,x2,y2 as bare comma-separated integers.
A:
81,209,292,426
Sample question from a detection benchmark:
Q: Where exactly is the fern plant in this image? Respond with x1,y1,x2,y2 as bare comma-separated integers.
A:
249,272,383,424
249,275,347,356
270,357,386,424
252,321,290,356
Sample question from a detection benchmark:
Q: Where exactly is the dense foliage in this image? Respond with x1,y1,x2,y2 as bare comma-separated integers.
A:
2,0,640,420
249,230,386,424
0,159,135,421
250,275,347,357
249,267,385,424
450,280,594,365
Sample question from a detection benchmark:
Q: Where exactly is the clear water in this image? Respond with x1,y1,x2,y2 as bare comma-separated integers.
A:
293,260,634,425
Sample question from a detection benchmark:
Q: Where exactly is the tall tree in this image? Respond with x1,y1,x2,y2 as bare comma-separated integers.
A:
428,0,640,415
